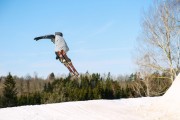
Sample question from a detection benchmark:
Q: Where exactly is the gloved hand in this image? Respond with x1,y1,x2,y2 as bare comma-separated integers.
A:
34,37,40,41
56,55,60,60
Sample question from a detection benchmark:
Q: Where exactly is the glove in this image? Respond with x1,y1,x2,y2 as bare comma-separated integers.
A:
56,55,60,60
34,37,40,41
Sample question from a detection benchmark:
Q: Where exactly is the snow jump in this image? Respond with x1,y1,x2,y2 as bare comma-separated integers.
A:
34,32,79,77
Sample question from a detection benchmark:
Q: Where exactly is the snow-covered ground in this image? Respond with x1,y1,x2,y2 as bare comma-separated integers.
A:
1,74,180,120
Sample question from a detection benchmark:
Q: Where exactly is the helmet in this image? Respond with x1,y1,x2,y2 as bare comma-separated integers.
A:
55,32,63,37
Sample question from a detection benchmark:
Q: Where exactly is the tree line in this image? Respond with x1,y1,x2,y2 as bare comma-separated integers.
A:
0,72,171,108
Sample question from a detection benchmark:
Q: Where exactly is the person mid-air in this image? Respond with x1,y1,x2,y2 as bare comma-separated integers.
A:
34,32,79,77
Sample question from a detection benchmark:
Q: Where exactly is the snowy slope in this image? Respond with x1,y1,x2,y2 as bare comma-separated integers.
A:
0,74,180,120
0,97,159,120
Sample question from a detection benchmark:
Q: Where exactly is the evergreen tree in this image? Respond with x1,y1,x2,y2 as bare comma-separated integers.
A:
48,72,55,80
2,73,17,107
104,79,114,99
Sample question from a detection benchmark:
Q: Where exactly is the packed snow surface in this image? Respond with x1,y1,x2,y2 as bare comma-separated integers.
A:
1,74,180,120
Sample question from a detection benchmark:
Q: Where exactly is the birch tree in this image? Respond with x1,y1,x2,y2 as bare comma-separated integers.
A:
136,0,180,82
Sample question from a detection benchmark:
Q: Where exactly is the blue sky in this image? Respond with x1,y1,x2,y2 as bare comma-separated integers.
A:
0,0,152,78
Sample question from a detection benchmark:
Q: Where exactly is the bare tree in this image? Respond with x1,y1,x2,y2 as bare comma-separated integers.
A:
136,0,180,82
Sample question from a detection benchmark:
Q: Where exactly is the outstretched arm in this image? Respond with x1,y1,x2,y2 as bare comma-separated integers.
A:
34,34,55,41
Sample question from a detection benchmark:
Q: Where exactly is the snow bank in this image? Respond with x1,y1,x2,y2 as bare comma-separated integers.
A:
0,98,158,120
152,73,180,120
0,74,180,120
163,74,180,102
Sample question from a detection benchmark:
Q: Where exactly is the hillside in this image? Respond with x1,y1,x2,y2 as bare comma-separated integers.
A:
0,74,180,120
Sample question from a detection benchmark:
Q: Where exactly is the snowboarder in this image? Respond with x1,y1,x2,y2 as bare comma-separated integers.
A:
34,32,79,77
